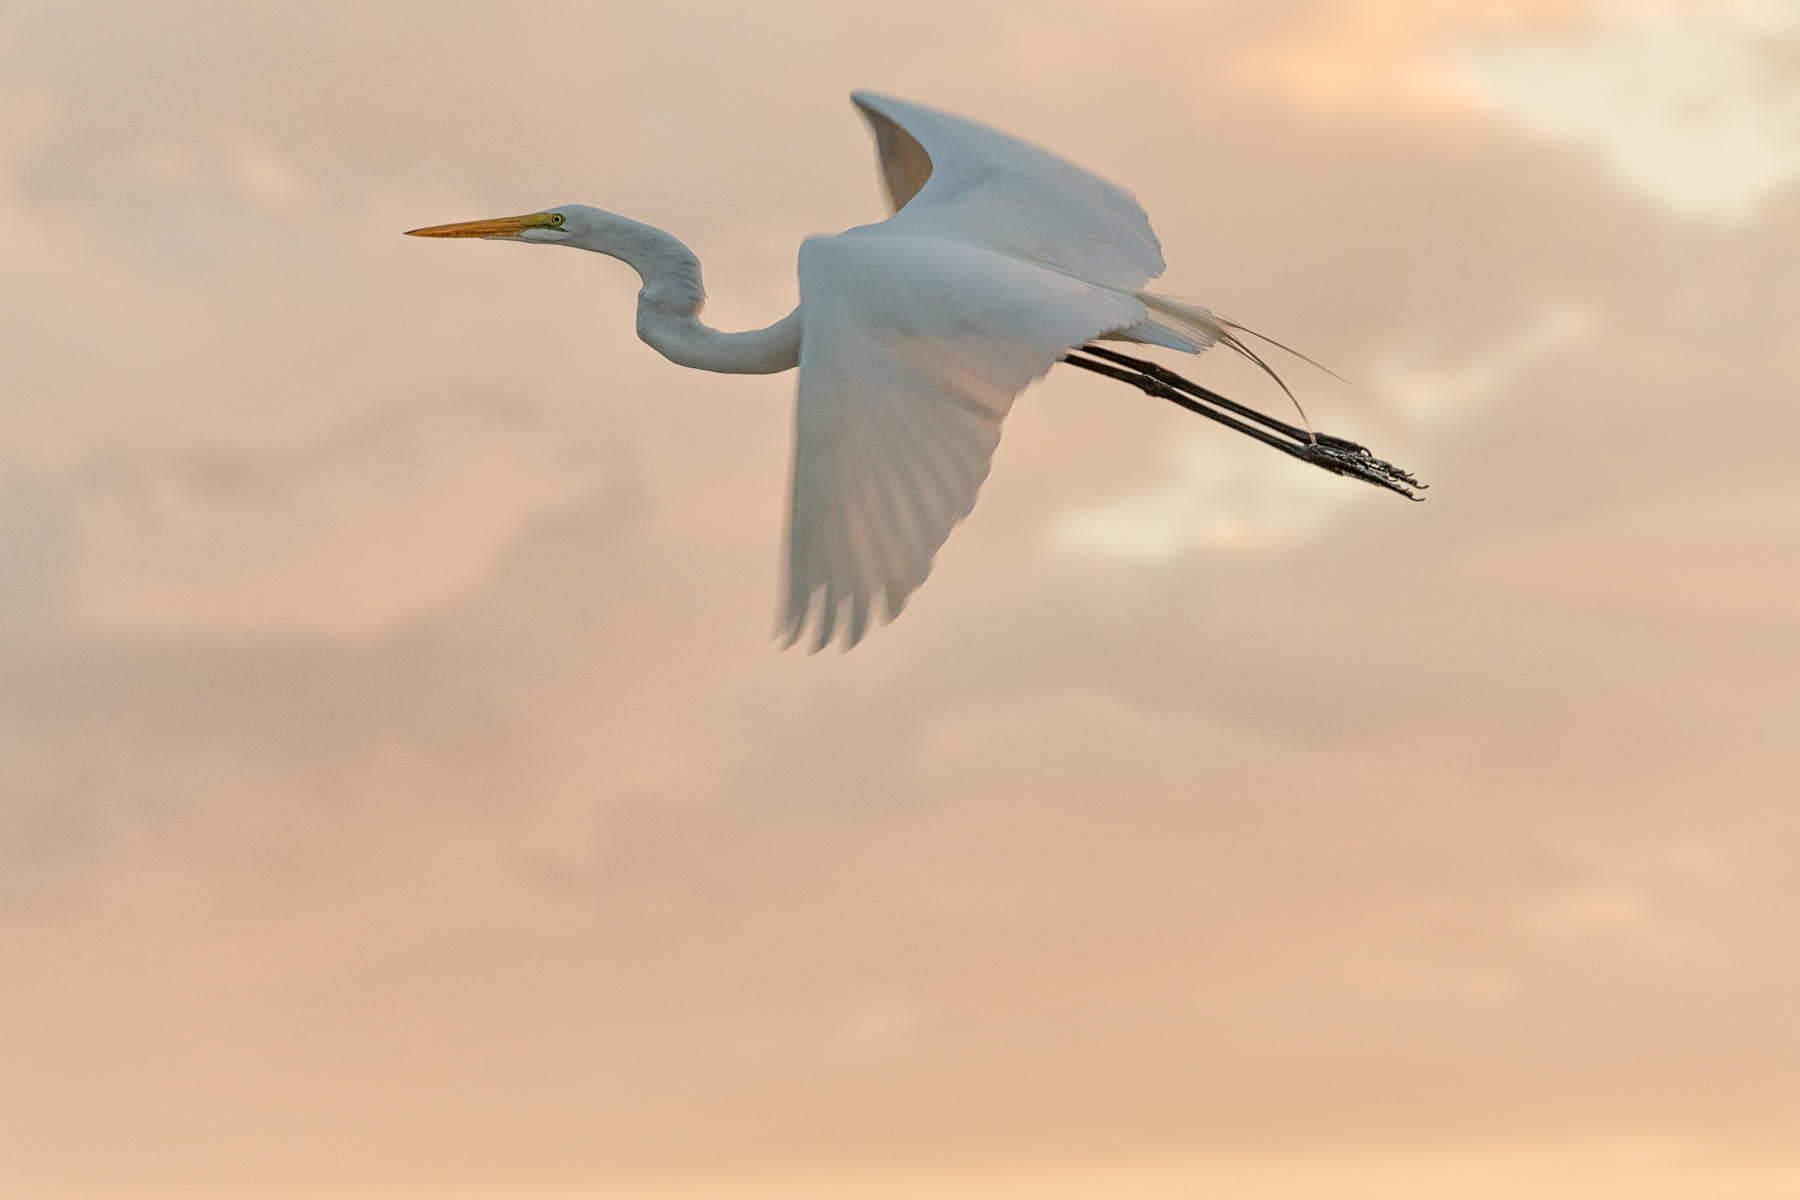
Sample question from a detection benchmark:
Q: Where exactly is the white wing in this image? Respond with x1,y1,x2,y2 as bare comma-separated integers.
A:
782,232,1146,650
778,93,1189,650
850,91,1167,290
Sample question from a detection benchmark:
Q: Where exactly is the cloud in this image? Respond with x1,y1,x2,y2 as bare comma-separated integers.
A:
1456,486,1800,620
66,396,612,636
4,1,1800,1197
1452,4,1800,224
1220,0,1583,121
1372,302,1594,424
1048,431,1384,561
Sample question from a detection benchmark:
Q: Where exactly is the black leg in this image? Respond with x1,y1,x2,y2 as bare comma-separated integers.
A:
1063,347,1427,500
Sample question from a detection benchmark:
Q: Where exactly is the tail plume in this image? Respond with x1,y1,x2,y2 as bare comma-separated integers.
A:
1117,294,1349,440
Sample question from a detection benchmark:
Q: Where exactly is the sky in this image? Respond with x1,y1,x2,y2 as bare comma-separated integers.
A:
2,1,1798,1197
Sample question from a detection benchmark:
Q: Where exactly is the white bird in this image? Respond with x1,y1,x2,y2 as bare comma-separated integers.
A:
408,92,1419,651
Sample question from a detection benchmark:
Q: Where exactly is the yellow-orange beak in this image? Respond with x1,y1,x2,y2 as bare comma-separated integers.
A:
403,212,560,238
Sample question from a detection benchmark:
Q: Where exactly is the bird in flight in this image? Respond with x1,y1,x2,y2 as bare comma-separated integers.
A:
408,92,1421,651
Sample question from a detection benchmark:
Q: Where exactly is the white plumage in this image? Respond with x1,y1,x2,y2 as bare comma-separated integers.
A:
407,92,1314,652
779,93,1232,648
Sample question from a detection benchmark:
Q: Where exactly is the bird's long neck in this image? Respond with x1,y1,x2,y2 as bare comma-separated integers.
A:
574,214,800,375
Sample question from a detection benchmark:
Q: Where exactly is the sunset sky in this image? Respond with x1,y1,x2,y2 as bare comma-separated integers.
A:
3,2,1799,1197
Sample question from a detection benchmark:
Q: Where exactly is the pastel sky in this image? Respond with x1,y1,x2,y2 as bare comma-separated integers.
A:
2,2,1798,1197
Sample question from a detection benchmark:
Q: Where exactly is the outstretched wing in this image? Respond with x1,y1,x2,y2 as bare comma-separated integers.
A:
783,232,1147,651
851,91,1167,291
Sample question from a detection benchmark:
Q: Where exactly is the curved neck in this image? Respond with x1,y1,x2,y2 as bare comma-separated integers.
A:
640,306,803,375
571,214,800,375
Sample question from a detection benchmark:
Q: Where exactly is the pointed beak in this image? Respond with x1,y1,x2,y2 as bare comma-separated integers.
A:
403,212,557,239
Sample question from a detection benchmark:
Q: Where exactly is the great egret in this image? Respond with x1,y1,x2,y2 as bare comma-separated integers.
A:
407,92,1421,651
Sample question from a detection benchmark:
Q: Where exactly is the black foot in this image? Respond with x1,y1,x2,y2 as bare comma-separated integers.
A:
1296,440,1427,500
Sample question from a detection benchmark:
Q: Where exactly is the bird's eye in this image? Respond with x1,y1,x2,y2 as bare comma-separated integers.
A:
550,213,565,226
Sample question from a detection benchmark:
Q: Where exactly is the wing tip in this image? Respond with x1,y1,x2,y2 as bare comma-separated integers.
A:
776,585,906,654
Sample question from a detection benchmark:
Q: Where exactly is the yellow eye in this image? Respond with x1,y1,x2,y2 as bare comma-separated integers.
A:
550,213,565,226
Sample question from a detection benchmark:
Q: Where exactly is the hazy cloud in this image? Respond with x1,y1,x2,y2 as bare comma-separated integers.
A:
1,1,1795,1197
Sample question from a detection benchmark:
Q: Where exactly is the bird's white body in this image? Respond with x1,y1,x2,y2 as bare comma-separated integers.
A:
410,92,1246,650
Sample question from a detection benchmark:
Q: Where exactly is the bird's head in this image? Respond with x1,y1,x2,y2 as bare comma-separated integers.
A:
404,203,603,245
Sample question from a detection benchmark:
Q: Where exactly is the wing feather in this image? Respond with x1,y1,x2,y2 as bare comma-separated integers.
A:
781,232,1146,650
851,91,1167,291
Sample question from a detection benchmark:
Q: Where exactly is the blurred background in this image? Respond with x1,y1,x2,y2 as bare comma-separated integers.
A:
3,1,1798,1197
